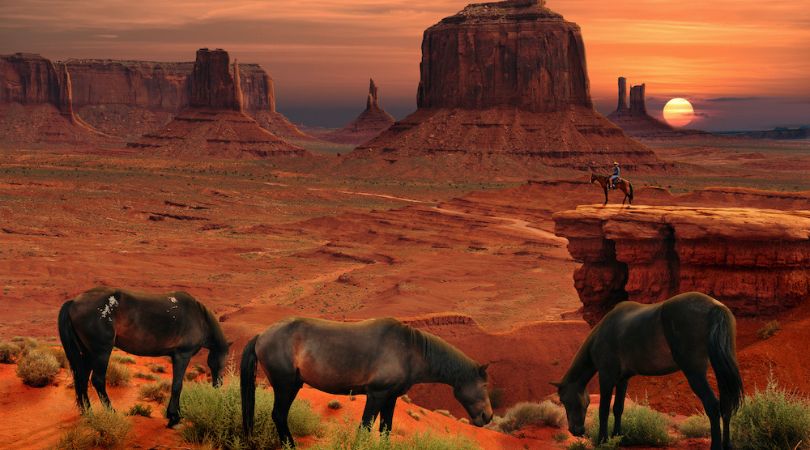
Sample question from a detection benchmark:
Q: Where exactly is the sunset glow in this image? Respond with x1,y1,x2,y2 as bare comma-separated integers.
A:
663,98,695,128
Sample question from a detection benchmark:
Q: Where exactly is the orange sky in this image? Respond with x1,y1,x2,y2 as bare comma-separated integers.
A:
2,0,808,129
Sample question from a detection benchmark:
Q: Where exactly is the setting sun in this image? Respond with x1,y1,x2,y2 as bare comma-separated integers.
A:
663,98,695,128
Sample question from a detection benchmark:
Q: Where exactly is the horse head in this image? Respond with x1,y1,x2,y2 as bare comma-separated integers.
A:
552,381,589,436
454,363,493,427
207,341,232,387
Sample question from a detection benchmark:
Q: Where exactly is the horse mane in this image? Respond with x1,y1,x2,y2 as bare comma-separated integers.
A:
197,301,228,352
406,325,480,384
561,324,598,386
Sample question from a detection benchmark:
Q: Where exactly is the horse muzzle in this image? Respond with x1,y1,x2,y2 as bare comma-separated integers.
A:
568,424,585,437
472,411,493,427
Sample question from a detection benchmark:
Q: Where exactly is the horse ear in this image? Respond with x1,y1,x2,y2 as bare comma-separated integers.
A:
549,381,562,388
478,363,489,377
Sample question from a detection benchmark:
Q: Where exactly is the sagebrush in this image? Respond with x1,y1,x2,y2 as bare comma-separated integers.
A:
585,404,673,447
732,378,810,450
16,348,61,387
489,400,565,433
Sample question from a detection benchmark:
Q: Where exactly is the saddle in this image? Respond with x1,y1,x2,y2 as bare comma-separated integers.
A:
609,177,623,189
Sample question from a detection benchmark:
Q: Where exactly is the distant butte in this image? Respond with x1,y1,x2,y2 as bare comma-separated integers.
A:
127,49,308,159
347,0,665,177
322,78,396,145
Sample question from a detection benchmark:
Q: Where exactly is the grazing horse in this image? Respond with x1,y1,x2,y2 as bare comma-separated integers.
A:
553,292,742,450
58,286,231,427
241,317,493,447
591,173,634,206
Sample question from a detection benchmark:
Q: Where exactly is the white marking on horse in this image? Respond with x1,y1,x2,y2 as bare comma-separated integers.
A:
169,296,178,303
99,295,118,321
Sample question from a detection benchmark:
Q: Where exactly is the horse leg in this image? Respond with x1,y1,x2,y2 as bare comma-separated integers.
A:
379,394,398,434
88,347,113,409
603,186,608,206
722,412,732,450
271,378,302,447
598,376,616,444
72,353,92,411
166,351,192,427
684,370,722,450
361,390,387,431
612,378,629,437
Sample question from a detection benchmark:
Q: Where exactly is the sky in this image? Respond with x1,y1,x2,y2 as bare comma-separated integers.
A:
2,0,809,130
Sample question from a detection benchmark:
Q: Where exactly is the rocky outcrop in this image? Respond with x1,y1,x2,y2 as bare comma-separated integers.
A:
322,78,395,145
349,0,664,175
0,53,106,145
128,49,308,158
63,53,309,140
554,205,810,325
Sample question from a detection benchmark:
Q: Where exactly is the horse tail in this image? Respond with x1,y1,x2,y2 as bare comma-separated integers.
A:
628,181,634,203
58,300,87,410
707,305,743,416
241,335,259,437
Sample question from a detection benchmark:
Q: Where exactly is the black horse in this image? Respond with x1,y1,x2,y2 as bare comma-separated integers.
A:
241,317,493,447
554,292,742,450
58,286,231,427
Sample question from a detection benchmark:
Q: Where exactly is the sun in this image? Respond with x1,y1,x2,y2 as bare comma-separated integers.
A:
663,98,695,128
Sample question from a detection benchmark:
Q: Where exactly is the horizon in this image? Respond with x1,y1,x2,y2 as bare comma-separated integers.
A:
2,0,808,131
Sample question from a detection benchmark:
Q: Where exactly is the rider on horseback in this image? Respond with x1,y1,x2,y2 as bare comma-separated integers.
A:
609,162,621,190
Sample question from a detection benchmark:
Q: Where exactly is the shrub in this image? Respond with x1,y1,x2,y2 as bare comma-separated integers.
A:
149,363,167,373
490,400,566,433
185,364,205,382
310,422,479,450
0,341,22,363
105,362,131,387
110,354,136,365
38,345,68,369
11,336,39,354
757,320,781,340
566,441,590,450
679,414,710,438
586,404,673,447
327,400,343,410
16,348,61,387
180,374,321,449
127,403,152,418
139,380,172,404
134,372,158,381
732,378,810,450
56,407,131,449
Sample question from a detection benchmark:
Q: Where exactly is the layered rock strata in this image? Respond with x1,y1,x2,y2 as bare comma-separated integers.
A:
323,78,395,145
128,49,307,158
554,205,810,325
350,0,663,171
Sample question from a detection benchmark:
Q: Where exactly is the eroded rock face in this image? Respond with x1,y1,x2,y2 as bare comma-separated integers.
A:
323,78,395,145
1,53,71,114
351,0,664,172
554,205,810,324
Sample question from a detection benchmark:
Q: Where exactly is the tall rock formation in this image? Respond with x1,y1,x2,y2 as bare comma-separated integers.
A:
348,0,663,177
606,77,701,138
554,205,810,325
128,48,308,159
616,77,628,112
64,55,309,140
323,78,396,145
0,53,106,146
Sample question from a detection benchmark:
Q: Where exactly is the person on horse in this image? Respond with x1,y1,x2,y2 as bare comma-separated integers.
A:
609,162,621,190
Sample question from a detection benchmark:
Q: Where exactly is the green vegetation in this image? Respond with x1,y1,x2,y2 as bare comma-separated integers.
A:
134,372,158,381
0,341,22,363
309,422,479,450
489,400,565,433
585,404,673,447
148,363,167,373
127,403,153,418
110,354,136,365
732,378,810,450
678,414,711,438
139,380,172,404
11,336,39,354
105,362,131,387
56,408,131,449
179,375,321,449
16,348,61,387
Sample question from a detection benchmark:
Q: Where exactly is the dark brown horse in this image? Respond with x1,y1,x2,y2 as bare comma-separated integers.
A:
590,173,634,206
58,286,231,427
554,292,742,450
241,317,493,447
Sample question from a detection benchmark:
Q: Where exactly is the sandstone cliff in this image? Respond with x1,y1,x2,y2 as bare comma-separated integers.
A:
323,78,395,145
554,205,810,324
349,0,664,176
128,49,308,159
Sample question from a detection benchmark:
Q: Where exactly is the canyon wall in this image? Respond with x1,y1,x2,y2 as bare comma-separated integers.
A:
554,205,810,325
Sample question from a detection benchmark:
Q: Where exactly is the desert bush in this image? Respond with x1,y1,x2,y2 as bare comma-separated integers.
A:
148,363,167,373
732,378,810,449
134,372,158,381
139,380,172,404
586,404,673,447
185,364,205,381
16,348,61,387
180,374,321,449
327,400,343,410
757,320,781,340
37,345,68,368
105,362,131,387
11,336,39,354
310,422,479,450
110,354,135,365
127,403,152,417
0,341,22,363
566,440,590,450
679,414,710,438
490,400,566,433
56,407,131,449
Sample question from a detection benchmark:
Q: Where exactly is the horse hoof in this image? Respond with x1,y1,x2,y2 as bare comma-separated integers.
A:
166,418,180,428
